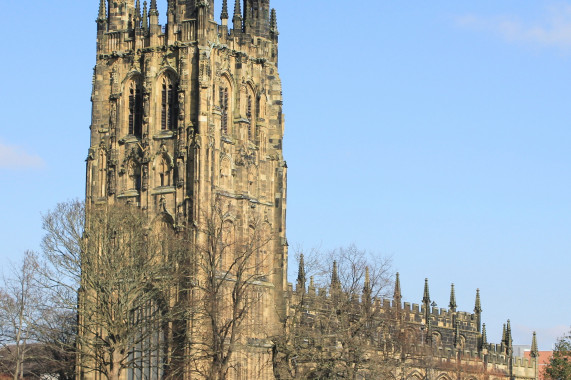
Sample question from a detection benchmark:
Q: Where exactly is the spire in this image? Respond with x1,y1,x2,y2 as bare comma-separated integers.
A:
221,0,229,21
506,319,513,347
531,331,538,358
422,278,430,305
142,1,148,30
449,283,457,312
98,0,107,21
364,267,370,290
474,288,482,313
232,0,242,32
296,254,306,294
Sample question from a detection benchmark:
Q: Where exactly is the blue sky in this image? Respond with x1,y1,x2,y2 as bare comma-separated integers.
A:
1,0,570,351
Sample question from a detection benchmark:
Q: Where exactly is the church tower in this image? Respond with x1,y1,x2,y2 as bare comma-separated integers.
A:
85,0,287,378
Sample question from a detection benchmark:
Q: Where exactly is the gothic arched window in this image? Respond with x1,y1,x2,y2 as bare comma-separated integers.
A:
128,81,143,137
161,78,176,131
219,86,229,134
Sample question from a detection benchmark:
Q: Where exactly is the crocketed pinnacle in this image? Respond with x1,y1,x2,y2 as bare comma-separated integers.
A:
449,283,457,311
506,319,513,347
422,278,430,305
98,0,106,20
331,261,340,287
150,0,158,14
363,267,371,299
135,0,142,20
393,272,402,304
482,323,488,345
232,0,242,30
221,0,229,20
142,1,148,29
531,331,539,358
501,323,507,345
270,8,278,34
474,288,482,313
296,254,306,293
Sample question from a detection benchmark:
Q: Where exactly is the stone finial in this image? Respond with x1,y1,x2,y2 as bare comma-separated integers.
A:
474,288,482,313
296,254,306,293
449,283,457,312
422,278,430,305
506,319,513,347
98,0,107,20
531,331,539,358
221,0,229,20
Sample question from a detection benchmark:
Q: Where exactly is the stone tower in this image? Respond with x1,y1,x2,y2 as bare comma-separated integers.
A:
85,0,287,378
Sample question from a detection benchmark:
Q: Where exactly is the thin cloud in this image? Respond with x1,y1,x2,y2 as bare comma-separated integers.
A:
456,4,571,50
0,141,45,170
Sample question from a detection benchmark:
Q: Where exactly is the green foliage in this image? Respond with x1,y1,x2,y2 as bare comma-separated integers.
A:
545,330,571,380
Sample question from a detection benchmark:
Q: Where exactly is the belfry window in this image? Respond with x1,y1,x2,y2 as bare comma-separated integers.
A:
220,87,229,134
128,82,143,137
161,79,176,130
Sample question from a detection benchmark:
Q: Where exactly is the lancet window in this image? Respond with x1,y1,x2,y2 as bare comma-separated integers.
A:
219,86,229,134
161,78,176,131
128,81,143,137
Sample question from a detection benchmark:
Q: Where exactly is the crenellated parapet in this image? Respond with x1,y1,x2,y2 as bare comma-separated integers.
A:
288,267,540,380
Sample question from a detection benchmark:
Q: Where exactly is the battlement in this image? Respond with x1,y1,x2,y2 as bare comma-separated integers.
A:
96,0,278,62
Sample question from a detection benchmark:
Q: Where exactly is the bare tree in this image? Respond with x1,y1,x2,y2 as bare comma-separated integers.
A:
184,198,275,380
40,200,181,380
273,245,396,380
0,251,44,380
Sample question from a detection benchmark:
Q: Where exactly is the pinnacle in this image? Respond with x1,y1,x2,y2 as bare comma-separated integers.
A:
142,1,148,29
531,331,538,357
422,278,430,305
98,0,106,20
393,272,402,302
221,0,229,20
474,288,482,313
449,283,457,311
